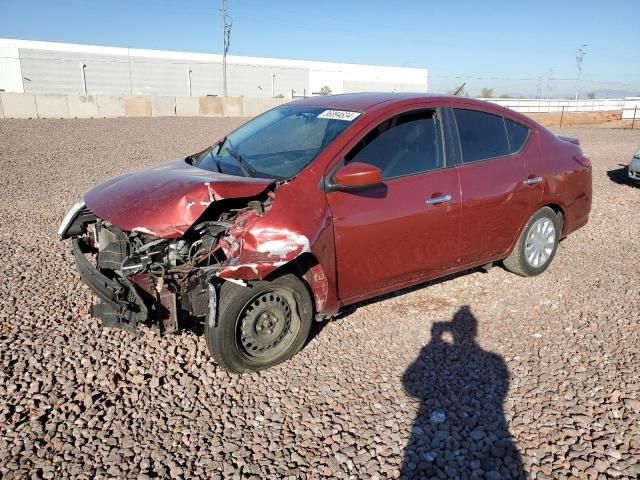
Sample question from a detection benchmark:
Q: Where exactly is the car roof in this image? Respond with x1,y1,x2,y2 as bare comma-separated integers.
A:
288,92,536,127
289,92,444,111
289,92,490,112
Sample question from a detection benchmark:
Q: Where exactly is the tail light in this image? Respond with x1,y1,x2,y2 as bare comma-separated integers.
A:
573,154,591,168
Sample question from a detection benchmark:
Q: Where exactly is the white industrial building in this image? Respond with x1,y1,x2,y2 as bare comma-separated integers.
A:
0,39,428,98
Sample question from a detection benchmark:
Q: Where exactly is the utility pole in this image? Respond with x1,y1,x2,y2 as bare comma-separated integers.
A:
220,0,232,97
575,44,587,101
81,64,87,95
545,68,554,99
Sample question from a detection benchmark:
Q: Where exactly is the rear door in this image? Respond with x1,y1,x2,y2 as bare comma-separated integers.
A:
452,108,540,264
326,108,462,301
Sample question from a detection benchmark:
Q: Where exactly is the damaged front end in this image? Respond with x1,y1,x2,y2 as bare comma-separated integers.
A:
60,192,278,335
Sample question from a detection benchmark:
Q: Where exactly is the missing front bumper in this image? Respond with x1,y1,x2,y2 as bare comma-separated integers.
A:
72,238,148,333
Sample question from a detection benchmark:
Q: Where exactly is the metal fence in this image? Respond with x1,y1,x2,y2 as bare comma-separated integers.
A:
621,98,640,120
479,98,626,113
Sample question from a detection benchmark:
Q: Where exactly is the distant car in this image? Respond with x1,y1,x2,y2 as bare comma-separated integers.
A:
629,148,640,182
59,93,592,373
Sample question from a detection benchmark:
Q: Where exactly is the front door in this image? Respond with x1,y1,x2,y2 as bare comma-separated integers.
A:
326,108,462,302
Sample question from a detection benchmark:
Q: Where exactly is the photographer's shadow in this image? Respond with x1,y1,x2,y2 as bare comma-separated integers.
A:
401,306,525,479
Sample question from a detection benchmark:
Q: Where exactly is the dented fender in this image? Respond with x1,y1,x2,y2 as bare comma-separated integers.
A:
217,226,331,314
216,197,336,315
218,219,311,279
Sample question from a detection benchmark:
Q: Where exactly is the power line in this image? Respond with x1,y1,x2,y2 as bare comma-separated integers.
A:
429,74,639,87
431,75,573,81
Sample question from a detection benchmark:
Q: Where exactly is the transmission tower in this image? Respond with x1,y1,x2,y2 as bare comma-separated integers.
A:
575,44,587,101
220,0,232,97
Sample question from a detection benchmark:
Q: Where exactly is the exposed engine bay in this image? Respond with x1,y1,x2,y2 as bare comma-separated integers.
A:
66,194,275,335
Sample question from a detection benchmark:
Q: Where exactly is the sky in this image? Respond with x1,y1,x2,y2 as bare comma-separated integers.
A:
1,0,639,97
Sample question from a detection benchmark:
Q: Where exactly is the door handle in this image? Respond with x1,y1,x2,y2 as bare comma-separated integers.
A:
523,176,543,186
426,194,452,205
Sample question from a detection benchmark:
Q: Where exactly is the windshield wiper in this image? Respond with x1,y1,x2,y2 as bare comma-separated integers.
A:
225,146,256,177
210,148,222,173
186,146,221,173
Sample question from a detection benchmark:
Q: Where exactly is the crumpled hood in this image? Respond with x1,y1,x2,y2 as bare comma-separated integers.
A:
84,159,274,238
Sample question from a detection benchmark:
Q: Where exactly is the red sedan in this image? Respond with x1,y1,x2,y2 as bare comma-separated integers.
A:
59,93,592,373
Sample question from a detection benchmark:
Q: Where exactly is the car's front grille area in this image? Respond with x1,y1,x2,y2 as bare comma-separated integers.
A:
96,225,130,271
629,168,640,180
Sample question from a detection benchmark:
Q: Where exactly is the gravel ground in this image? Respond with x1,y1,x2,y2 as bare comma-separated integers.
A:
1,118,639,479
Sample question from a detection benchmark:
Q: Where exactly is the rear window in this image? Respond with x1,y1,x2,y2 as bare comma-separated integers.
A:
454,108,510,163
505,118,530,153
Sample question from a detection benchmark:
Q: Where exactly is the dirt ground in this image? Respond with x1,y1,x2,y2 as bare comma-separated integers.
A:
526,111,637,129
0,118,639,479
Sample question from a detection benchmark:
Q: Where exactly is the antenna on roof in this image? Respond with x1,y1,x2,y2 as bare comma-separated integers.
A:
453,82,466,96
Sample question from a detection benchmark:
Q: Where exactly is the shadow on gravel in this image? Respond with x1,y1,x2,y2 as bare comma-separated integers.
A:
607,164,637,186
401,306,525,480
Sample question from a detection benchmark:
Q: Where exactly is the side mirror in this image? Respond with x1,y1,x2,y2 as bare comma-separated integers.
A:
332,162,382,190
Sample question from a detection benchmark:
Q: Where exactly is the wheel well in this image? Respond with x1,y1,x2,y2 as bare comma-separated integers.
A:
266,252,318,280
265,253,322,313
544,203,565,234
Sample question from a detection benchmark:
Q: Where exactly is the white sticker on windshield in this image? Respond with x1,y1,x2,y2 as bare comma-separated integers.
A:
317,110,361,121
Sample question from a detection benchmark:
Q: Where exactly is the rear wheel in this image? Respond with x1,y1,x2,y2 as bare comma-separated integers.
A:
205,274,313,373
503,207,561,277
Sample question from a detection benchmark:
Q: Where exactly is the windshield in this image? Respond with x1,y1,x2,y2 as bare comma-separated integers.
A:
189,106,359,180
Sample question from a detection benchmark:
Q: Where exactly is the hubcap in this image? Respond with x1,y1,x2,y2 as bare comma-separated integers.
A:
525,217,556,268
238,291,293,359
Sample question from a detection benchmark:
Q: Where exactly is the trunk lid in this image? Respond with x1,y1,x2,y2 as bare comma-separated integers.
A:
556,135,580,146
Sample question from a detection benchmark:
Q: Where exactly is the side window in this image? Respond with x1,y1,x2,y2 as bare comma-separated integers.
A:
505,118,530,153
454,108,510,163
345,110,444,180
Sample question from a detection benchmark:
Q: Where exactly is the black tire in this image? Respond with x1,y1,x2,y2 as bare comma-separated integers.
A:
503,207,561,277
206,274,313,373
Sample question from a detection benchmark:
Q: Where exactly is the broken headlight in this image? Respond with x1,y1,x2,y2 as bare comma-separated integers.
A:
58,199,87,238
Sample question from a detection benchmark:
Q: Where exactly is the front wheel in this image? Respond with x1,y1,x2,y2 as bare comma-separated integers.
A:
205,274,313,373
503,207,561,277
